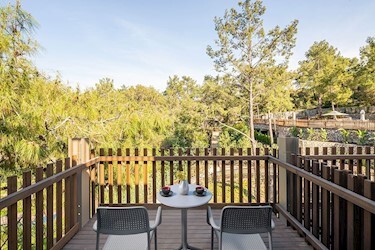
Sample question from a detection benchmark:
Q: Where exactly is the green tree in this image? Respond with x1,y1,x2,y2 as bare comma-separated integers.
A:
0,1,47,170
207,0,298,153
352,37,375,106
258,65,295,113
200,76,242,125
163,76,208,148
297,41,354,115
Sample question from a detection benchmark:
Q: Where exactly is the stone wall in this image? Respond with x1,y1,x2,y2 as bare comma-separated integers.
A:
298,139,375,155
279,127,375,146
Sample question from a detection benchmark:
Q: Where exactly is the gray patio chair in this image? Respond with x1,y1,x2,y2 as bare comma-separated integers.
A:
93,206,162,250
207,205,274,250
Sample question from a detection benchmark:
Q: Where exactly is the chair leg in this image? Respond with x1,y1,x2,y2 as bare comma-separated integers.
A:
268,232,272,250
154,229,157,250
96,232,99,250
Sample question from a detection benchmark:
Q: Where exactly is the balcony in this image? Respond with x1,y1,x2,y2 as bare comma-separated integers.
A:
1,138,374,249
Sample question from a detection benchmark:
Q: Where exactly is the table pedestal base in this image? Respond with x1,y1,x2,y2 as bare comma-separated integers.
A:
178,208,202,250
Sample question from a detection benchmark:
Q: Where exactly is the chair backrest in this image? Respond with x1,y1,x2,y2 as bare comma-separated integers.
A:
220,206,272,234
97,206,150,235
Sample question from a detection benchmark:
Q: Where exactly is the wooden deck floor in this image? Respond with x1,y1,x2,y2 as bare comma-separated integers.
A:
64,207,312,250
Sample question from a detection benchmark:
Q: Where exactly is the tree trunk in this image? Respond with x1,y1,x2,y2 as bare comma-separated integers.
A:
318,96,323,117
249,88,256,155
268,110,273,146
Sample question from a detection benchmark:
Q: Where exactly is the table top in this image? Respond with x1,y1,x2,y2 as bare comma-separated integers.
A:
157,184,212,209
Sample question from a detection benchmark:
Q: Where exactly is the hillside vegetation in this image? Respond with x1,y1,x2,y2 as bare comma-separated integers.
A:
1,1,374,171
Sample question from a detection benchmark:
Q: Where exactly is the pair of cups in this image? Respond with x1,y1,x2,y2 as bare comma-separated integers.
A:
161,185,205,195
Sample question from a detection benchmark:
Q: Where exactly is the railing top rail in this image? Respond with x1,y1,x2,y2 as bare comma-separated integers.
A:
269,155,375,214
301,154,375,160
0,157,99,210
98,155,269,161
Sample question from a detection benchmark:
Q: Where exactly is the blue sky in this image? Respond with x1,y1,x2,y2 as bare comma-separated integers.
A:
11,0,375,91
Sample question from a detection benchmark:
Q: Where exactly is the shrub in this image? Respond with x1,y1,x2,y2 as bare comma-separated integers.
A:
255,131,271,145
338,128,351,143
356,130,368,145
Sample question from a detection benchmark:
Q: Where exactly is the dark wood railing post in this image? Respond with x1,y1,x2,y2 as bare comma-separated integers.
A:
23,171,32,250
333,169,349,250
152,148,157,203
213,148,218,203
36,167,44,250
135,148,139,203
295,156,303,223
46,164,54,249
143,148,148,203
256,148,261,203
321,164,331,248
7,176,17,250
363,179,375,250
312,161,320,238
56,161,63,241
347,174,365,249
304,159,311,231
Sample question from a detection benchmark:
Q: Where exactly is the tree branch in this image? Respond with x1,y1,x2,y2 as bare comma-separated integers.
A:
211,119,257,144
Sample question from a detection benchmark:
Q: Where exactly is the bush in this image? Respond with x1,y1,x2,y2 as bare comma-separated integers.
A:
255,131,271,145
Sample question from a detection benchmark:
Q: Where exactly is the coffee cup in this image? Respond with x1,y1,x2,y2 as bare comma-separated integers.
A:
162,186,170,195
195,186,204,195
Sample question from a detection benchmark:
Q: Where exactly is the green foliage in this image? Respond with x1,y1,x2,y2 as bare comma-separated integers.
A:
306,128,315,140
352,37,375,106
254,131,271,146
303,128,328,141
218,123,251,148
290,126,300,137
356,130,368,145
338,128,351,143
297,40,354,112
162,75,209,148
319,128,328,142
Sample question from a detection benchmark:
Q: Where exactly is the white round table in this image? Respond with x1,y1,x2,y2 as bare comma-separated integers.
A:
157,184,212,250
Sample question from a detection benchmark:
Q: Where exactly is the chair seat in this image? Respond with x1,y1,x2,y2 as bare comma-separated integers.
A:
103,232,154,250
94,220,155,250
221,233,267,250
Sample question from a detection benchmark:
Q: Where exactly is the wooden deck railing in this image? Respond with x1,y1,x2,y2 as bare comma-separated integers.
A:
272,154,375,249
0,157,98,250
92,148,278,210
0,147,374,250
254,118,375,130
299,146,375,181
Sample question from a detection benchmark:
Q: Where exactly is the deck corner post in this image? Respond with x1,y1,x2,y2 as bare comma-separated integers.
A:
277,137,299,223
69,138,91,228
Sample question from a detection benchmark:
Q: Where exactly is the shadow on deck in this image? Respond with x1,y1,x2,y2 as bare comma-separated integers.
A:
64,207,312,250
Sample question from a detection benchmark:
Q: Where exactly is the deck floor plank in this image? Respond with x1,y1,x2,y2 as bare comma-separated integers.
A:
64,208,312,250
